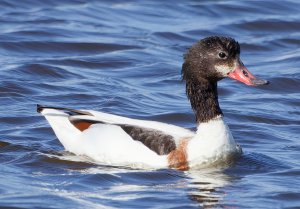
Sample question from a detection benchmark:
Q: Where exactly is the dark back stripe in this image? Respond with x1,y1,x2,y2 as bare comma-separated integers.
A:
120,124,176,155
37,104,93,116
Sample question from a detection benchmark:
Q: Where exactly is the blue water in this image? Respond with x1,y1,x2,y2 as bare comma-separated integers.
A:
0,1,299,208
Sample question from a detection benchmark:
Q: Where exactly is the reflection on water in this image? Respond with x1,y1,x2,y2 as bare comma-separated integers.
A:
187,170,233,208
43,152,238,208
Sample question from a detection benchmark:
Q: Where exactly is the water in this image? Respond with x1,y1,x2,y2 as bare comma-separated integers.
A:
0,0,299,208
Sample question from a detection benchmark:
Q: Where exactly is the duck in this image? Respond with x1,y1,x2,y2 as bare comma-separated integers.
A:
37,36,269,170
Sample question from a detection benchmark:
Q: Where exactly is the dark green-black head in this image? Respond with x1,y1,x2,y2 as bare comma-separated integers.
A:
182,36,269,86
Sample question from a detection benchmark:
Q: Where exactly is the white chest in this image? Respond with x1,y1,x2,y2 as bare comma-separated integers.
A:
187,117,241,167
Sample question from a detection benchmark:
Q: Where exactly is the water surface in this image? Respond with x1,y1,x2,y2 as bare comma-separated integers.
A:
0,1,299,208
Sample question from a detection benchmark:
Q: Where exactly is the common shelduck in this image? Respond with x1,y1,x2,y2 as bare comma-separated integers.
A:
37,36,269,170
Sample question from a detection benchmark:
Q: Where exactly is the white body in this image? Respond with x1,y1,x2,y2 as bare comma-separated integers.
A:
188,116,241,168
41,109,241,169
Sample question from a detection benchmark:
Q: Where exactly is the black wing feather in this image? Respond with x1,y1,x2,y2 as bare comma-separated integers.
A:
120,124,176,155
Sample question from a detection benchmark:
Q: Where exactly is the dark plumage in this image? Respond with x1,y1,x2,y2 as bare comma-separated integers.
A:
120,125,176,155
182,36,241,123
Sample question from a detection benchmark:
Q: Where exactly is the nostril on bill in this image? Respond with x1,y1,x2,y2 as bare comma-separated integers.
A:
242,70,248,77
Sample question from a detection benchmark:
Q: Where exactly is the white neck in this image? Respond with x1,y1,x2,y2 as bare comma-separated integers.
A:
187,116,240,167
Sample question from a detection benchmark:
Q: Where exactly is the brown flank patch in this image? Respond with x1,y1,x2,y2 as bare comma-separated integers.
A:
167,138,190,171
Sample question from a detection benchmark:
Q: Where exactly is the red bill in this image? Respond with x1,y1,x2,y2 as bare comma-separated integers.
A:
228,63,269,86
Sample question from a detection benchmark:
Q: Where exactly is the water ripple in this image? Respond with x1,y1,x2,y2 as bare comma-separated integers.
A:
0,0,299,208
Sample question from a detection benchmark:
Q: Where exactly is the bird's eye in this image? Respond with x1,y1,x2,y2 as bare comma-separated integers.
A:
218,52,227,59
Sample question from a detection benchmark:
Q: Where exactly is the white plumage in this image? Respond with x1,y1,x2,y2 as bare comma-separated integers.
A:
40,108,241,169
